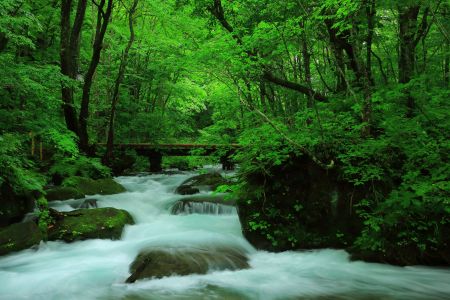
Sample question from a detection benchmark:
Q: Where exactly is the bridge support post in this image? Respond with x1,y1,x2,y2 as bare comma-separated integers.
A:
148,151,163,172
220,152,235,171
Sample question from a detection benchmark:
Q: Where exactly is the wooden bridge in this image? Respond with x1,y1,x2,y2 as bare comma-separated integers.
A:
106,143,240,171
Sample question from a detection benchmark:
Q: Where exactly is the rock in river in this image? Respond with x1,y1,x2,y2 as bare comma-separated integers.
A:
174,172,230,195
171,194,236,215
126,246,250,283
45,176,126,201
0,221,42,256
48,207,134,242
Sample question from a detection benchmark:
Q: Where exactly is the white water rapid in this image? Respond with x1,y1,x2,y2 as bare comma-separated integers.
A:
1,170,449,300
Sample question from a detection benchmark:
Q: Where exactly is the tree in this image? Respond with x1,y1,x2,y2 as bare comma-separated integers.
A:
60,0,88,135
78,0,114,153
104,0,139,164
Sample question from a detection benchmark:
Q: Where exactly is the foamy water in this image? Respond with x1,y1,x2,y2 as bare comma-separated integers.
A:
0,171,449,300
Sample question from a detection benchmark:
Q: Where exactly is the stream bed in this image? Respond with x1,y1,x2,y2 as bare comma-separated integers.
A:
0,171,449,300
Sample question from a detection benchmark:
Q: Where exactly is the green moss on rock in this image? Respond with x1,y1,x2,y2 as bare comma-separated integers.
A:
62,176,126,196
0,221,42,256
175,172,229,195
0,183,36,226
48,207,134,242
46,187,85,201
126,246,249,283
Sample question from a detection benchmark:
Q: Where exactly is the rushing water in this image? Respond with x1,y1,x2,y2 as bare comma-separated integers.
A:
1,170,450,300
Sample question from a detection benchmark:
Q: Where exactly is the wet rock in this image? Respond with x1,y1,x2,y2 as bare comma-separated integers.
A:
46,186,84,201
77,199,98,209
171,195,236,215
175,185,200,195
0,182,36,227
48,207,134,242
237,155,370,252
126,246,250,283
174,172,229,195
0,221,42,256
62,176,126,196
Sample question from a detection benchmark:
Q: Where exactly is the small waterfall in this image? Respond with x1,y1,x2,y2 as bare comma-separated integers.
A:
1,172,449,300
172,201,236,215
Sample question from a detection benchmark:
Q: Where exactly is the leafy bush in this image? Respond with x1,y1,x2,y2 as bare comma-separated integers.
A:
49,155,111,183
0,134,45,194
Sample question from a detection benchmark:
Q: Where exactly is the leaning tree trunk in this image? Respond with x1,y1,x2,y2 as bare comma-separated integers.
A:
78,0,113,154
104,0,138,165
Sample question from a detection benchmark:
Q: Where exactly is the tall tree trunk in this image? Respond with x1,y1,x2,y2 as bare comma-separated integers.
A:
302,29,313,108
104,0,138,164
444,4,450,86
398,3,430,116
0,33,8,52
398,5,420,84
361,0,377,137
365,0,376,86
60,0,88,136
78,0,113,153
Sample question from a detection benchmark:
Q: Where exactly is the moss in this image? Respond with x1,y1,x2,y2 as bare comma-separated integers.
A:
126,246,249,283
62,176,126,196
0,222,42,256
48,207,134,242
46,187,84,201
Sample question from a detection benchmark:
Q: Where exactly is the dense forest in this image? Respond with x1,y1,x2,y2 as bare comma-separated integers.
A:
1,0,449,293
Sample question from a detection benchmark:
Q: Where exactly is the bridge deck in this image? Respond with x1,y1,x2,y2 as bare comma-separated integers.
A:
109,143,240,149
100,143,240,156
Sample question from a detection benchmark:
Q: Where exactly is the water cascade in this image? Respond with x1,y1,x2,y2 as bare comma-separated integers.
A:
0,171,449,300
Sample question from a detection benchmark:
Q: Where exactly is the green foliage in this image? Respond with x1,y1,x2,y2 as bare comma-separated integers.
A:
0,134,45,194
49,156,111,182
37,196,52,240
236,122,293,177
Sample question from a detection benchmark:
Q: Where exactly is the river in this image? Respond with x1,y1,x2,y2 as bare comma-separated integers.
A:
0,170,449,300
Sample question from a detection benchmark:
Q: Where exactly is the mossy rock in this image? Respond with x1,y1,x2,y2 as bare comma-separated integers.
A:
48,207,134,242
171,195,236,215
174,172,229,195
62,176,126,196
46,187,85,201
126,246,249,283
0,183,36,227
0,221,42,256
174,185,200,195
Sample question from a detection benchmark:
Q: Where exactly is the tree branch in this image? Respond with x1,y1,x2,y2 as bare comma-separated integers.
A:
263,71,328,102
208,0,327,102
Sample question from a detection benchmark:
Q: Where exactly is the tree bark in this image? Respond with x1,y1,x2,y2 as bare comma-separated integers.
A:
0,33,8,52
104,0,138,164
398,5,420,84
301,27,313,108
365,0,376,86
78,0,113,153
398,4,430,116
60,0,88,136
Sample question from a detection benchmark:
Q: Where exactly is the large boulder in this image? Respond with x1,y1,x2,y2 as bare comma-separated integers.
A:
45,177,126,202
126,246,250,283
48,207,134,242
63,176,126,196
171,194,236,215
0,182,36,227
46,186,84,201
174,172,229,195
237,155,372,251
175,185,199,195
0,221,42,255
